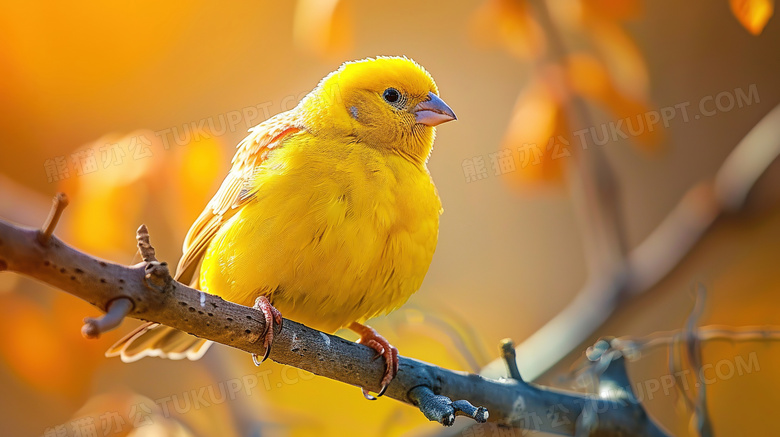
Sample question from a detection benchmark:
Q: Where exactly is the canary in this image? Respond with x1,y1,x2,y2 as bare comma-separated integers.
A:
108,56,456,396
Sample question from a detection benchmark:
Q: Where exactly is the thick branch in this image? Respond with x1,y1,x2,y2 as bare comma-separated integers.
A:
0,215,670,435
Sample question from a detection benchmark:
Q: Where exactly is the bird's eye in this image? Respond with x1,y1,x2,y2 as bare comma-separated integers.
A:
383,88,401,104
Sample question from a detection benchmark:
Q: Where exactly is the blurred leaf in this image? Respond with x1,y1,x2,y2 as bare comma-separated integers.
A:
165,136,228,236
500,77,570,189
57,130,226,260
0,292,104,399
586,19,649,101
583,0,642,21
567,53,611,100
566,52,661,152
470,0,546,60
59,131,162,257
294,0,353,59
730,0,775,35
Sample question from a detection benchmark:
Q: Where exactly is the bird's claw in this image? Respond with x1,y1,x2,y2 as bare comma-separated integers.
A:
360,381,390,401
377,382,389,398
251,347,271,366
251,296,282,366
350,322,399,399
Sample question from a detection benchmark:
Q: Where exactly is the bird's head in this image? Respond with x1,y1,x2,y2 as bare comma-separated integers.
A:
300,56,456,165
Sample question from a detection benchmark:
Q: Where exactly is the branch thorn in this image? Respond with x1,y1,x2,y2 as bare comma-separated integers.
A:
38,193,69,246
500,338,524,382
135,225,172,291
136,224,158,263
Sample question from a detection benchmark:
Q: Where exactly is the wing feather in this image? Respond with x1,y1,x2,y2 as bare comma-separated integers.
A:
175,112,301,285
107,111,302,363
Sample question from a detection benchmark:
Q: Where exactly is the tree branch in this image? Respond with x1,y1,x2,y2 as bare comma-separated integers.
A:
483,102,780,383
0,200,671,435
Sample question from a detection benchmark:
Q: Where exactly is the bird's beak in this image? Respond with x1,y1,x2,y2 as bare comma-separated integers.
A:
413,92,457,126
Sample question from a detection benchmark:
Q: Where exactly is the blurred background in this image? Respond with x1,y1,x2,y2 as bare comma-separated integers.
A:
1,1,779,436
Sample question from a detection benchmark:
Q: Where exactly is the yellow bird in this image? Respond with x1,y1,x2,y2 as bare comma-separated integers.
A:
108,56,456,396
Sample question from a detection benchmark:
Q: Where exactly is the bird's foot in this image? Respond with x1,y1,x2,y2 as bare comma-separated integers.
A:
251,296,283,366
349,322,399,400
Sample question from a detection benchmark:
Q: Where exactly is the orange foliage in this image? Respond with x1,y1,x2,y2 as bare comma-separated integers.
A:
500,77,570,187
566,52,660,151
583,0,642,20
473,0,658,189
730,0,775,35
470,0,546,60
56,131,226,259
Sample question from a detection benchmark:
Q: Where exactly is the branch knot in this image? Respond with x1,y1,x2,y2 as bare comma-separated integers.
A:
143,261,173,292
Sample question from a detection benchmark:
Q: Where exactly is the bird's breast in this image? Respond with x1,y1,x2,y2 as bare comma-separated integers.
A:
199,138,441,333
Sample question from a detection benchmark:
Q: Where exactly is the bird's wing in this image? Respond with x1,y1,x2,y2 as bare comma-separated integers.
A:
175,111,302,285
107,113,301,363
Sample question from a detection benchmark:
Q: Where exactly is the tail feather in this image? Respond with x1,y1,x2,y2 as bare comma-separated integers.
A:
106,322,212,363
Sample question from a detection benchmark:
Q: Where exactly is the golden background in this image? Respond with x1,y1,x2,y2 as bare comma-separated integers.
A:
1,1,778,436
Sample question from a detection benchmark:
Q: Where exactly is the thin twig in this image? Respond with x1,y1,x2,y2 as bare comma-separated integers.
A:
136,224,158,263
613,325,780,353
37,192,68,246
499,338,524,382
682,284,713,437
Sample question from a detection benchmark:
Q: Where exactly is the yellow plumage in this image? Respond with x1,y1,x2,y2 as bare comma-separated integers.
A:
202,138,441,331
108,56,455,365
